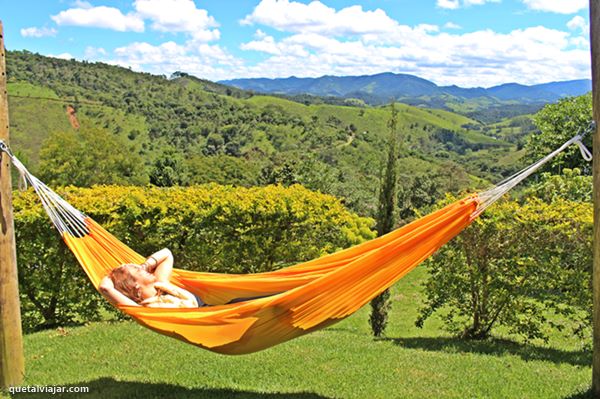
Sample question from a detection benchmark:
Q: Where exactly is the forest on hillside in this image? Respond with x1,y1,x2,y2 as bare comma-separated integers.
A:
6,50,531,218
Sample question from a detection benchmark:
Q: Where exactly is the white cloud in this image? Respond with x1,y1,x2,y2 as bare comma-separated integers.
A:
237,25,588,87
84,46,107,59
241,0,399,36
52,0,219,41
254,29,268,39
110,40,242,80
241,35,282,55
464,0,500,5
71,0,92,9
567,15,588,34
437,0,460,9
444,22,462,29
133,0,220,41
522,0,587,14
75,0,589,88
20,27,57,38
51,5,144,32
570,37,589,48
47,53,74,60
437,0,499,9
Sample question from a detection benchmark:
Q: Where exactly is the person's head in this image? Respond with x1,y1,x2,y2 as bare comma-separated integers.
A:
109,264,158,303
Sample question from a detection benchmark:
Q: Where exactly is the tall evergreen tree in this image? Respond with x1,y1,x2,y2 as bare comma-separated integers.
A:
369,102,400,337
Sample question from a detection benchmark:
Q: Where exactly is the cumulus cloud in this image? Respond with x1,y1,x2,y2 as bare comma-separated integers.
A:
47,53,74,60
71,0,93,9
133,0,220,41
567,15,588,34
522,0,587,14
54,0,224,80
241,0,399,36
110,40,242,81
437,0,459,9
51,5,144,32
437,0,499,9
570,36,589,48
51,0,219,41
84,46,107,59
236,23,588,87
241,34,282,55
444,22,462,29
66,0,590,87
20,27,57,38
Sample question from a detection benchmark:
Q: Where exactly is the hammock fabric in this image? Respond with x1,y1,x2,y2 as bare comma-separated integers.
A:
0,128,588,355
64,195,478,354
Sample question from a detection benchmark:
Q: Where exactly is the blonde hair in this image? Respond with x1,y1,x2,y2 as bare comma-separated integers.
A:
109,264,143,303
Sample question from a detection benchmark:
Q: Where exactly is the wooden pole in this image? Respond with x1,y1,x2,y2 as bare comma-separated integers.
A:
0,21,24,388
592,0,600,396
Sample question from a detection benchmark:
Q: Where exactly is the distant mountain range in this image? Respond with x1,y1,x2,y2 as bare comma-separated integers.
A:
220,73,591,109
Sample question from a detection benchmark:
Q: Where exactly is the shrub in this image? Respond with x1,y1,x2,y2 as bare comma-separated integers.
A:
13,183,375,332
416,196,591,342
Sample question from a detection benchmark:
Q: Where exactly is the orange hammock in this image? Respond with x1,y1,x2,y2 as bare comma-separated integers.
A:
65,195,478,354
0,130,587,355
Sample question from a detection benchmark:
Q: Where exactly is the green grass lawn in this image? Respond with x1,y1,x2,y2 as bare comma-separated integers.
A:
2,267,592,399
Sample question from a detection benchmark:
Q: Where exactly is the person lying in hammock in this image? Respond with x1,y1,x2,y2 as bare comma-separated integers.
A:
99,248,205,308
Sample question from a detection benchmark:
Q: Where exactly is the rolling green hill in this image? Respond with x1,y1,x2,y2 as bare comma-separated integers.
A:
221,73,590,121
5,50,524,216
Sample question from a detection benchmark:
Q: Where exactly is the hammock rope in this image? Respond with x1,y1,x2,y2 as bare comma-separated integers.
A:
0,125,593,355
474,120,594,217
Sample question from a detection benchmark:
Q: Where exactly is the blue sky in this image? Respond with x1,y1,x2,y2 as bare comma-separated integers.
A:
0,0,591,87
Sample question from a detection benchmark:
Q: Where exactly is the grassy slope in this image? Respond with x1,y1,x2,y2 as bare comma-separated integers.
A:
4,51,527,202
7,80,515,201
245,96,509,185
7,82,150,173
3,267,590,399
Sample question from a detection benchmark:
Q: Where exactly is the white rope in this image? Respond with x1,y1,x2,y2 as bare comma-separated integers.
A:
473,121,595,219
0,140,88,236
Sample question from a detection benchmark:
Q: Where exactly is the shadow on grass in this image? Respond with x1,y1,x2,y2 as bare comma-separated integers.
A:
386,336,590,367
9,377,331,399
563,386,593,398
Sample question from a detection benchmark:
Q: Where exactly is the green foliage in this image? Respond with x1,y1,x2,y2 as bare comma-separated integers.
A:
524,168,592,203
14,190,107,332
376,103,400,236
370,103,399,338
397,162,471,223
38,128,149,187
369,288,392,338
13,184,375,331
258,162,298,186
6,50,518,218
186,154,261,187
149,149,189,187
7,81,59,99
417,196,592,342
525,94,592,175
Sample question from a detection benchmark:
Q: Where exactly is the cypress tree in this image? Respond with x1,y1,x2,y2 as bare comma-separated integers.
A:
369,102,399,337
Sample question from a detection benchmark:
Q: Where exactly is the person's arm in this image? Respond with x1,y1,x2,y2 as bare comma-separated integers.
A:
141,248,173,282
153,281,197,306
99,276,140,307
141,294,183,308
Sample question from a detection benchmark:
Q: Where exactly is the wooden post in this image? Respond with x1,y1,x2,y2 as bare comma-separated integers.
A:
0,21,24,388
592,0,600,396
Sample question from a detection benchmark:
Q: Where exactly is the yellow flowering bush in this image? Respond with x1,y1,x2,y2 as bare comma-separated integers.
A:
13,183,375,331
